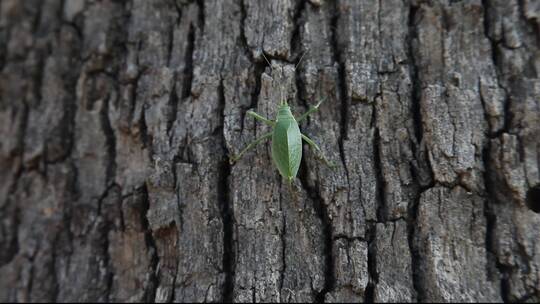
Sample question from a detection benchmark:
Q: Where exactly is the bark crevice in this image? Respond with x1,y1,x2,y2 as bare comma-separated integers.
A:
482,144,510,303
101,96,117,185
218,80,235,303
406,3,427,301
297,161,334,303
365,224,377,303
140,184,160,302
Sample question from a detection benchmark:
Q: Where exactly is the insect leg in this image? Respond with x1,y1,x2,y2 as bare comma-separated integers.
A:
301,133,336,168
247,110,275,126
296,97,327,122
230,132,273,164
294,50,308,71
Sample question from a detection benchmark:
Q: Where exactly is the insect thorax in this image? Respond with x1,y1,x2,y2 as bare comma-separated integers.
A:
276,105,294,121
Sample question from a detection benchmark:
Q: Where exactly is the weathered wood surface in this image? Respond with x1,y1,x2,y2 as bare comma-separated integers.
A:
0,0,539,302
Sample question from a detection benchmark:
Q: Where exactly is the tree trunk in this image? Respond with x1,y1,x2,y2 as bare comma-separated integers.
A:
0,0,539,302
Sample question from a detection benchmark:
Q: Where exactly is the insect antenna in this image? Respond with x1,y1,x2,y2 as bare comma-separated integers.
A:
294,50,308,71
281,50,308,107
261,51,274,74
262,52,286,106
280,69,286,106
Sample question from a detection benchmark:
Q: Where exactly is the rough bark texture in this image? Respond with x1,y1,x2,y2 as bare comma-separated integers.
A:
0,0,539,302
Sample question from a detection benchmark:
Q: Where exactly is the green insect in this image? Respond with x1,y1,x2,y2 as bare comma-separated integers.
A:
230,53,334,183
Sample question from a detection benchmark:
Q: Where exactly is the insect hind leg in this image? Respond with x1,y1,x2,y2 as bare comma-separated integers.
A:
301,133,336,168
296,97,326,122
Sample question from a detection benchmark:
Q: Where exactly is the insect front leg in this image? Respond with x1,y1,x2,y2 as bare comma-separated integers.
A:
230,132,273,164
247,110,275,127
301,133,336,168
296,97,327,122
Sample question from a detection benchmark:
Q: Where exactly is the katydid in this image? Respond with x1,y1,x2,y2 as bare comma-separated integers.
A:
229,53,335,183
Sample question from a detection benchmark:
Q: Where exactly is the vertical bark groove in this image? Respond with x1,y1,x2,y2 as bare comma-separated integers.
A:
218,80,234,303
364,224,377,303
297,160,334,303
140,185,159,302
406,3,425,302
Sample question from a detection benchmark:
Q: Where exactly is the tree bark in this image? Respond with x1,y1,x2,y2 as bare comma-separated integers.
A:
0,0,539,302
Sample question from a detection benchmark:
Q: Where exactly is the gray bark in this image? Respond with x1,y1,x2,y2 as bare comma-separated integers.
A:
0,0,539,302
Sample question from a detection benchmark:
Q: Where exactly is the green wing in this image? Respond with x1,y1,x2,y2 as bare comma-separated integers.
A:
286,122,302,178
272,119,302,180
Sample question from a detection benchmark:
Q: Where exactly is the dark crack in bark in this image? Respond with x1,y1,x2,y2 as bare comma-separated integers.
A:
239,0,251,60
140,184,160,302
218,80,235,303
181,24,195,100
406,3,425,302
482,141,511,303
291,0,307,64
101,94,117,186
297,158,334,303
167,81,179,139
373,126,386,224
365,223,378,303
196,0,205,34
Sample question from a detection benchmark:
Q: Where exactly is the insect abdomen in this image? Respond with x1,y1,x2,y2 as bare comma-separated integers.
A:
271,117,302,181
